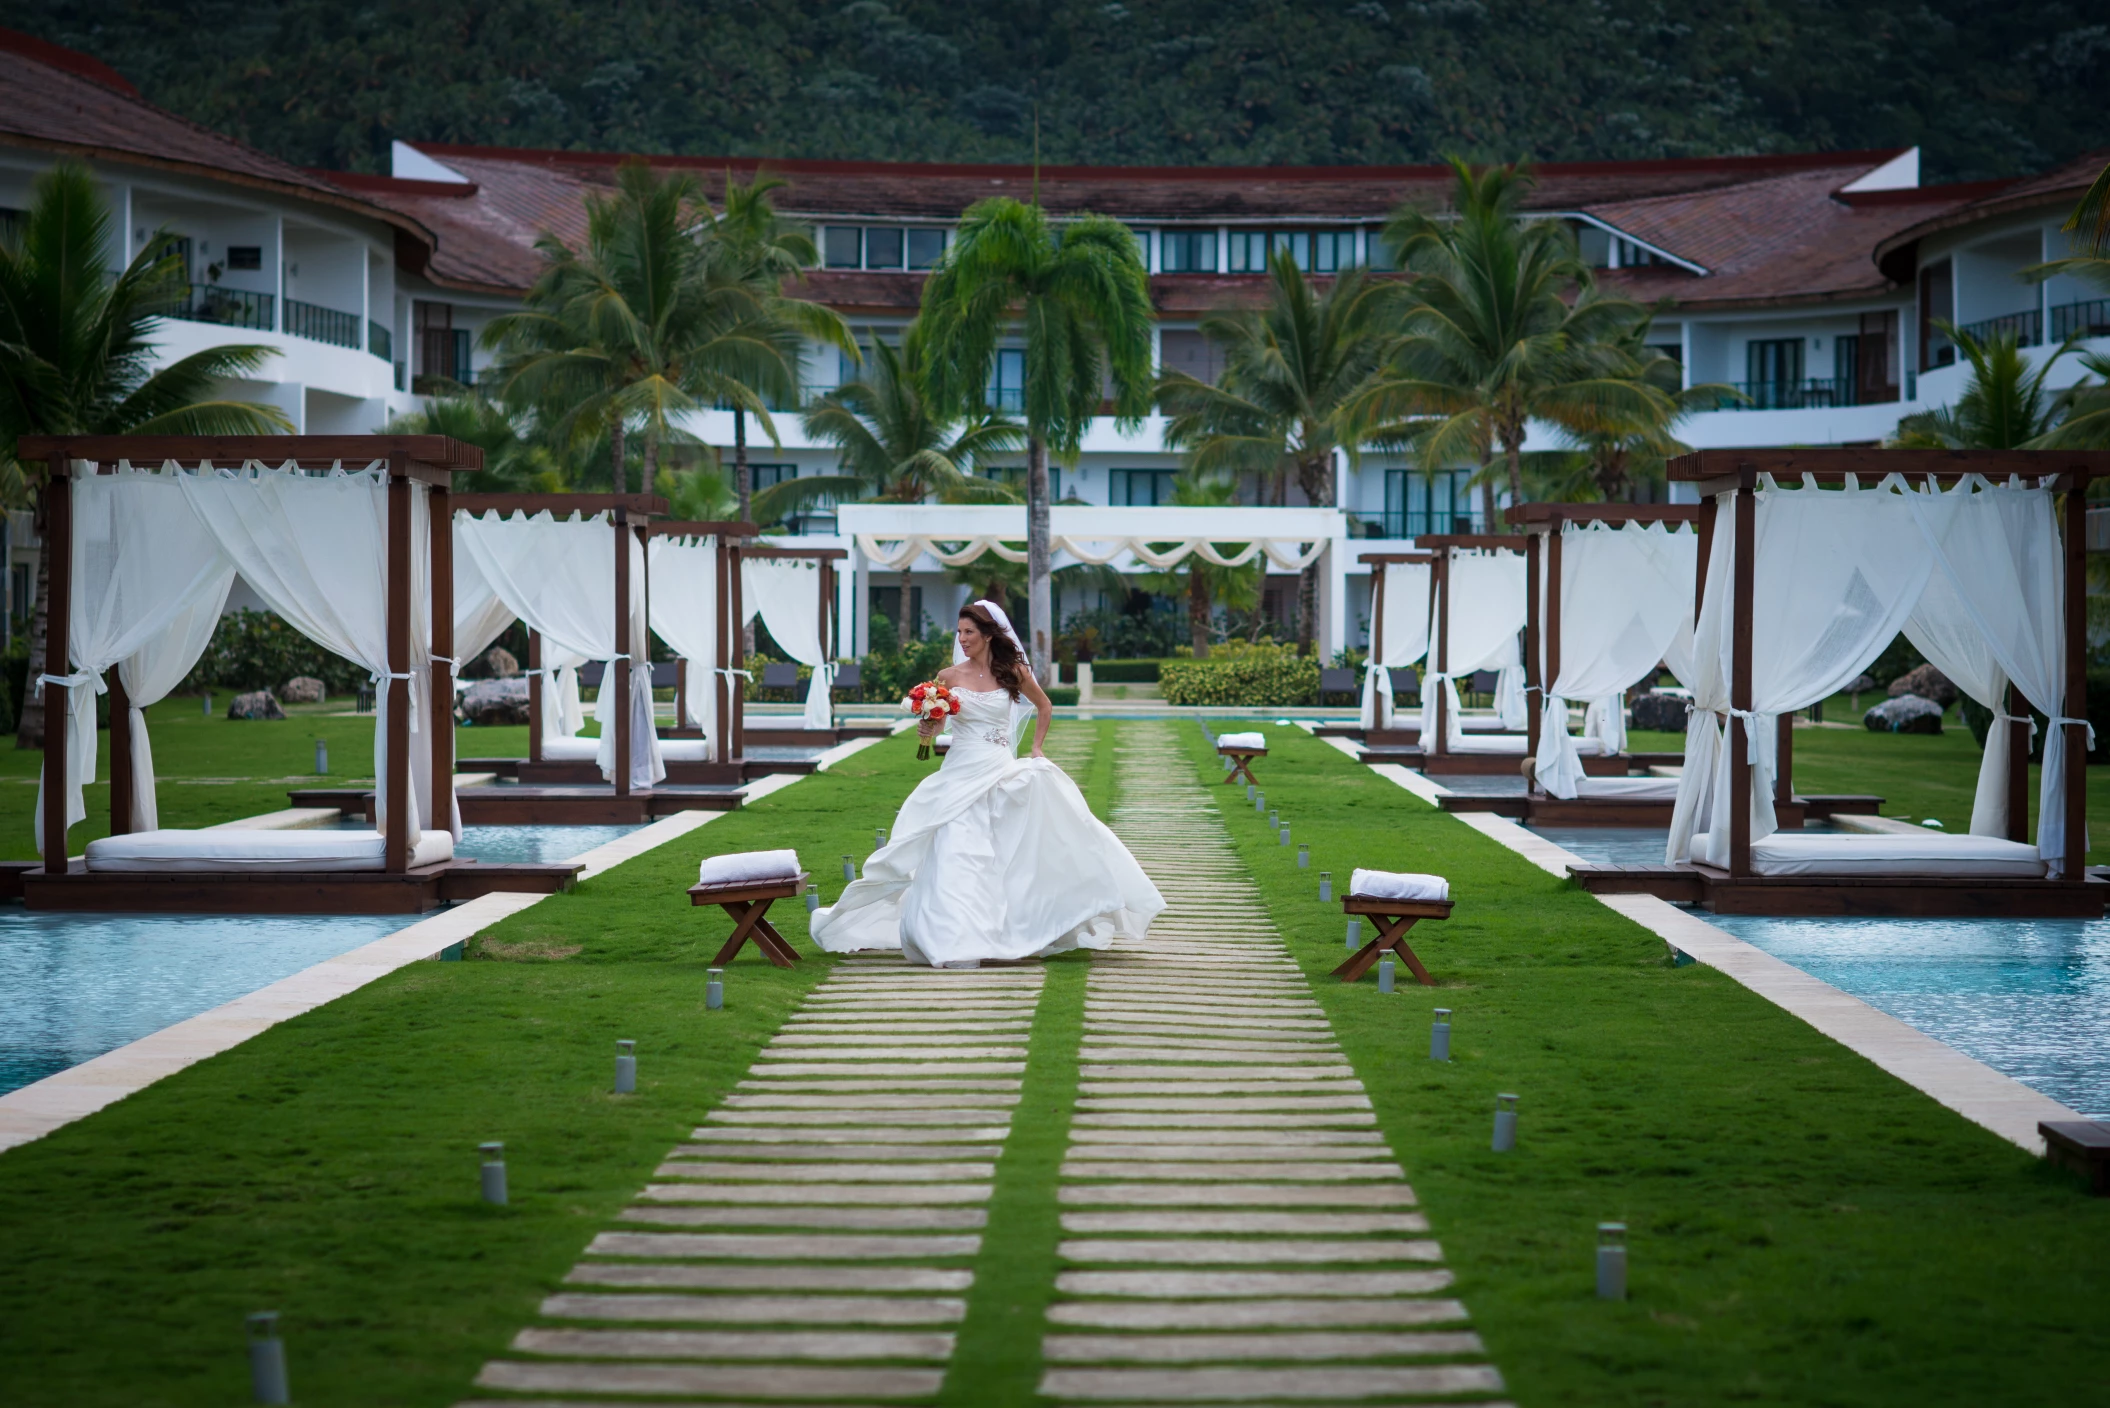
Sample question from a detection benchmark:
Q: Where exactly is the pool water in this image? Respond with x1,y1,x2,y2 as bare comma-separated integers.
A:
456,823,643,865
1530,824,2110,1118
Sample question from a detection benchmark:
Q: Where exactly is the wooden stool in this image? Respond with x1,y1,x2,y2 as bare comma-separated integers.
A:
688,872,809,968
1219,746,1265,787
1333,893,1453,984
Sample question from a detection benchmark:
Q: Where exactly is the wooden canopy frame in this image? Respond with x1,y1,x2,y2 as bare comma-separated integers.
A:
740,544,847,730
1669,448,2110,884
640,518,762,763
1356,551,1433,736
20,434,480,875
1409,534,1524,761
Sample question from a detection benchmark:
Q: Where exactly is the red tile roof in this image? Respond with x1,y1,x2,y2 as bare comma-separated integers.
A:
1874,149,2108,270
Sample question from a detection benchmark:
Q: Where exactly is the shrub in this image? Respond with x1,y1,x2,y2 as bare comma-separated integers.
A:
179,611,366,697
1963,669,2110,764
1088,659,1162,683
1160,640,1319,707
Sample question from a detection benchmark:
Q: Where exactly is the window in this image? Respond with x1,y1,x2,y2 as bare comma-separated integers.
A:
1161,229,1216,273
1226,229,1271,273
1382,468,1478,538
1648,342,1683,365
1270,230,1312,270
864,227,905,269
823,226,862,269
1110,468,1178,506
1858,310,1899,402
907,228,946,269
1365,227,1397,271
750,463,797,492
1230,229,1356,273
227,245,263,271
1572,222,1612,268
1312,229,1358,273
1159,329,1225,385
0,207,23,246
414,301,472,384
1613,236,1673,269
1833,335,1860,406
1919,259,1954,370
986,348,1025,412
1745,338,1805,407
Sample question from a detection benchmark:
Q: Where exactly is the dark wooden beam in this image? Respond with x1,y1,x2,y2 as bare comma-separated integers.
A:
385,461,412,871
1729,478,1756,879
2063,483,2088,876
526,628,544,765
1506,502,1701,525
456,492,669,517
41,456,70,872
1669,447,2110,483
429,479,455,834
18,434,484,477
1415,534,1519,552
644,519,760,537
743,545,846,560
1524,530,1542,759
108,673,133,836
614,507,632,799
1356,551,1435,565
1431,553,1449,758
2006,681,2029,844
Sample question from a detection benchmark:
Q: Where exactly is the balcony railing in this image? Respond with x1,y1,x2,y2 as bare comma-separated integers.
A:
2051,297,2110,342
368,320,392,362
285,299,361,349
1716,378,1870,410
1351,509,1488,539
1959,307,2043,347
168,282,273,331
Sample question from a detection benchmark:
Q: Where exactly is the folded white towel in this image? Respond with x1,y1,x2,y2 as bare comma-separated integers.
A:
697,848,802,887
1217,731,1267,750
1350,869,1450,903
934,733,952,746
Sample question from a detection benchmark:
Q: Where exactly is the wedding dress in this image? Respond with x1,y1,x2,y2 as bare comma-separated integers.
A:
809,685,1164,965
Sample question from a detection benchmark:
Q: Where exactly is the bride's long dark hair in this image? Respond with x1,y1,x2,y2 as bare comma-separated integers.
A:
960,604,1026,700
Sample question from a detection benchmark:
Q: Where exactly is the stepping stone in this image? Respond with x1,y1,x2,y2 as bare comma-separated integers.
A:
476,1360,945,1397
1041,1329,1485,1362
1071,1112,1375,1128
586,1231,982,1260
1083,1014,1323,1032
1078,1096,1372,1113
1050,1269,1453,1298
1080,1065,1354,1081
738,1079,1023,1093
723,1094,1018,1109
656,1161,996,1183
1079,1049,1346,1065
1060,1184,1416,1209
1036,1365,1504,1400
667,1142,999,1161
1083,1024,1333,1041
567,1263,975,1293
707,1108,1013,1126
1085,1003,1325,1019
769,1035,1030,1047
1058,1144,1390,1162
1045,1297,1470,1330
749,1061,1027,1076
1059,1238,1442,1265
512,1327,958,1361
1069,1128,1382,1146
1078,1081,1368,1097
1060,1211,1430,1234
788,1011,1033,1024
1061,1160,1403,1181
621,1206,988,1231
637,1183,992,1205
692,1126,1010,1143
540,1292,968,1325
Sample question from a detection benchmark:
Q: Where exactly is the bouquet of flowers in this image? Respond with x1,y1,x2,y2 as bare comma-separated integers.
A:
903,681,961,760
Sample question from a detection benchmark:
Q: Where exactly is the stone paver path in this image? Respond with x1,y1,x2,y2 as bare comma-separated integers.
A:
1037,723,1511,1405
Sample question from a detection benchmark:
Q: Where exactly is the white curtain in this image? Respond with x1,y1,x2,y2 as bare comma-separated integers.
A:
460,511,663,788
647,535,720,751
743,556,833,730
1533,522,1698,797
1360,563,1431,729
180,465,445,838
1417,549,1527,747
453,546,521,677
34,468,236,853
1667,476,1939,866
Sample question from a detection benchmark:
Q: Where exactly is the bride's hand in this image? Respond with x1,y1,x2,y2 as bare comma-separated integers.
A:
1029,743,1046,759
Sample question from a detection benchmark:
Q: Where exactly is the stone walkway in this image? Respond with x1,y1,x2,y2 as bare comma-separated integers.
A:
1036,723,1510,1404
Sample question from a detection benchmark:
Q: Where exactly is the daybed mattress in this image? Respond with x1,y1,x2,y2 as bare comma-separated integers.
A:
1572,777,1682,800
540,736,712,762
85,828,455,873
1689,831,2045,878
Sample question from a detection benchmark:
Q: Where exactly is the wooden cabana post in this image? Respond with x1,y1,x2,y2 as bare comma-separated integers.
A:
526,628,544,764
385,454,413,872
40,452,71,873
612,502,632,800
1524,528,1543,759
429,475,455,838
2062,474,2087,878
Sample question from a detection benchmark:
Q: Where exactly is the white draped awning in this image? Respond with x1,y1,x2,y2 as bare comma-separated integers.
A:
841,504,1345,574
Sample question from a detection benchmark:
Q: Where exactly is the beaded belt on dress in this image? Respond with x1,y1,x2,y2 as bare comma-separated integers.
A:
952,724,1013,745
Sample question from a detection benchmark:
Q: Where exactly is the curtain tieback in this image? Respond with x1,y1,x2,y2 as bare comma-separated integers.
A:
37,670,104,694
716,667,754,681
2050,714,2098,748
428,655,460,667
1993,709,2040,738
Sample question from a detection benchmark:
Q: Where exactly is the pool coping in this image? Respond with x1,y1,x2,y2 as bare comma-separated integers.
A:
0,739,883,1156
1359,756,2084,1155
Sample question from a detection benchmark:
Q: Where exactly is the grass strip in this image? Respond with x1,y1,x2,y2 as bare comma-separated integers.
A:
1190,721,2110,1408
0,735,923,1405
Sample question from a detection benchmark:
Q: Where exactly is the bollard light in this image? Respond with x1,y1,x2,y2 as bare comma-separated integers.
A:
1430,1008,1452,1062
1318,871,1332,902
1246,783,1256,802
247,1311,289,1405
841,854,855,882
706,967,724,1010
1268,809,1279,831
1378,953,1396,993
1597,1223,1628,1300
204,691,213,717
614,1039,636,1094
804,888,820,913
1279,826,1292,848
1254,790,1266,814
1222,755,1232,771
875,827,888,848
314,738,328,775
1297,843,1309,869
480,1142,508,1205
1346,917,1362,950
1491,1094,1519,1152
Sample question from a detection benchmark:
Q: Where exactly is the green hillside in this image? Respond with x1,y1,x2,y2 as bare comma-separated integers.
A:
16,0,2109,182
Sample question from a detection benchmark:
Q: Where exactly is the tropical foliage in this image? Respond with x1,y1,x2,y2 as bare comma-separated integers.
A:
1889,324,2079,449
1159,639,1320,707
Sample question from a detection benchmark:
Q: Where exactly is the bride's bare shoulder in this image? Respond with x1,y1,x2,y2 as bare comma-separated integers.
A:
934,663,968,686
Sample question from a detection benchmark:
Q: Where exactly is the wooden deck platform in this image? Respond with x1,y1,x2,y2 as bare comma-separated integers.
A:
1566,860,2107,917
456,755,812,785
1435,791,1884,829
290,784,746,825
19,856,581,913
1422,750,1630,777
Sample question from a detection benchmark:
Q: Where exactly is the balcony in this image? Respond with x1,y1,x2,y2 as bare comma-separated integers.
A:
1350,508,1487,539
285,299,361,350
2051,297,2110,342
368,320,392,363
1959,307,2043,347
167,282,273,332
1712,377,1895,411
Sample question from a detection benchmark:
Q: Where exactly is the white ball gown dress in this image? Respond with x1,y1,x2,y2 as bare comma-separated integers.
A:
809,687,1165,965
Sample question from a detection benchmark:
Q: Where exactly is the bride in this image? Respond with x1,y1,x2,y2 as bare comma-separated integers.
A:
810,600,1164,967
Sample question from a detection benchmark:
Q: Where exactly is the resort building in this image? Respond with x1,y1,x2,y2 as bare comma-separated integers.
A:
3,27,2105,656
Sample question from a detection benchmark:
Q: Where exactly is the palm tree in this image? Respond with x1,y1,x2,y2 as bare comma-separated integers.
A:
1159,252,1403,652
385,395,572,492
1132,471,1261,658
1373,158,1670,526
1528,337,1741,501
0,162,290,747
483,161,806,494
2035,350,2110,450
1890,324,2076,449
919,197,1155,678
791,330,1026,645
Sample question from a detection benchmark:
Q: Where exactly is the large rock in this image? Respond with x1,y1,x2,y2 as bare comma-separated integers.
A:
459,676,530,726
1844,673,1876,696
482,645,521,678
1628,691,1690,733
1887,662,1958,708
227,690,285,721
1865,693,1944,734
280,675,325,704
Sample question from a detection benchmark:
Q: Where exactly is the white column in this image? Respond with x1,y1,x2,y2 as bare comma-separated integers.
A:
1324,529,1347,661
846,546,866,657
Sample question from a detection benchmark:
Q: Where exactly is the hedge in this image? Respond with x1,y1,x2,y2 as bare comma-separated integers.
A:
1159,643,1319,707
1081,659,1162,683
179,611,366,697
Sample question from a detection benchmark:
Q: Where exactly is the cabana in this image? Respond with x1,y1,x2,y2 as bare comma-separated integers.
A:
1570,448,2110,917
16,434,579,912
1326,552,1430,754
734,545,855,748
1412,534,1572,776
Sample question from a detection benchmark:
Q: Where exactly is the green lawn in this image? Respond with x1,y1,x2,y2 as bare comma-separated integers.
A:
1202,723,2109,1407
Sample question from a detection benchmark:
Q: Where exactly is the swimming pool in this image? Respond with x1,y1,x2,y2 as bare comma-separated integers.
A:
0,822,645,1097
1531,824,2110,1118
